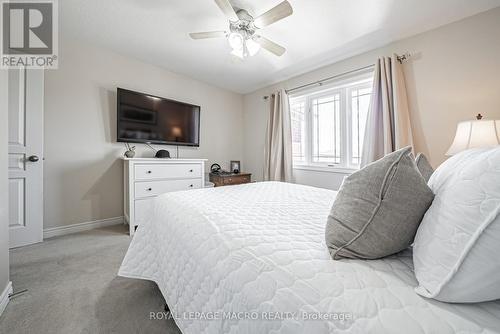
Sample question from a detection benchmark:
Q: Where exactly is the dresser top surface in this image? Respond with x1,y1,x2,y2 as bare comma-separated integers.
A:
209,172,251,177
123,158,208,162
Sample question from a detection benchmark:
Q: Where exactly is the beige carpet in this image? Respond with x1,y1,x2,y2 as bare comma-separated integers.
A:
0,224,181,334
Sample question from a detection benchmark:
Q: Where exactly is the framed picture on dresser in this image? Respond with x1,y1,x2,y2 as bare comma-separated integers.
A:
230,160,240,174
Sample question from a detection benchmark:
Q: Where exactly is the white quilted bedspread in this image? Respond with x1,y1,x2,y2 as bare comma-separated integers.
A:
119,182,500,334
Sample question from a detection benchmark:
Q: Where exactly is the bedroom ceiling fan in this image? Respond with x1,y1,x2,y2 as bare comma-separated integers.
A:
189,0,293,59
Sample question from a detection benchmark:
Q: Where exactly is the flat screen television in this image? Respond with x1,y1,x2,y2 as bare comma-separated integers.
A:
117,88,200,147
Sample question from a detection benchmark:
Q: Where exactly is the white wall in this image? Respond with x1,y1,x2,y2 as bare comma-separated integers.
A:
44,38,244,229
243,7,500,190
0,70,10,307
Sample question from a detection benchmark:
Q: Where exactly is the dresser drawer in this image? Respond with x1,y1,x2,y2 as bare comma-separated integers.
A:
223,175,251,185
135,163,202,180
135,179,202,198
209,173,252,187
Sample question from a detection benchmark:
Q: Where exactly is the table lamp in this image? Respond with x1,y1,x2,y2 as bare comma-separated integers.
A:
446,114,500,156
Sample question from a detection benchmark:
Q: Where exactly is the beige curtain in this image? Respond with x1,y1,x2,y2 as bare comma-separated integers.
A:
360,55,414,167
264,89,293,182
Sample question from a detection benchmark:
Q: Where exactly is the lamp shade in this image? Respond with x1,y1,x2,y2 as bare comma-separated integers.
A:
446,119,500,156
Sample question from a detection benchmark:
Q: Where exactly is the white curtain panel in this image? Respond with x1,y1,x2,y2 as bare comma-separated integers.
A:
264,89,293,182
361,55,414,167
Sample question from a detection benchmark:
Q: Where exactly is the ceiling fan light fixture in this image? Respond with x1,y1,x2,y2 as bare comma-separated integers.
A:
190,0,291,58
246,38,260,56
228,32,244,52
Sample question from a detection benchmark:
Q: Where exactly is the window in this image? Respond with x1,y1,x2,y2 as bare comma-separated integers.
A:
290,100,306,162
289,73,373,170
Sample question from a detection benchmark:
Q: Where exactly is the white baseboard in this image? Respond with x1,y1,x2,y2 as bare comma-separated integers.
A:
0,281,12,318
43,216,124,239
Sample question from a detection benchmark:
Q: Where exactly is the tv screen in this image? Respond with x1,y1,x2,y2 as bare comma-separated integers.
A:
117,88,200,147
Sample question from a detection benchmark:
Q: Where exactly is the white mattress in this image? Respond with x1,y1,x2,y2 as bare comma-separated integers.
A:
119,182,500,334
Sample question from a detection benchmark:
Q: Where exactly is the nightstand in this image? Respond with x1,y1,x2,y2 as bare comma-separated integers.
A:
209,172,252,187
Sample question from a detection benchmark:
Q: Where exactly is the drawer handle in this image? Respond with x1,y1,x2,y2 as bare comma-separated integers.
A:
147,170,152,174
147,188,152,191
189,169,193,172
189,184,193,188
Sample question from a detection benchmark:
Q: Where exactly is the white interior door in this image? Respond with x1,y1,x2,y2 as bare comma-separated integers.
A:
8,68,44,248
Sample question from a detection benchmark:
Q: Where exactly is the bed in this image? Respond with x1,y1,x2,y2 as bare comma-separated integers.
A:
119,182,500,334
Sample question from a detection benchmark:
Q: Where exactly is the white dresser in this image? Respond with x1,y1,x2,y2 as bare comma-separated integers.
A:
123,158,207,235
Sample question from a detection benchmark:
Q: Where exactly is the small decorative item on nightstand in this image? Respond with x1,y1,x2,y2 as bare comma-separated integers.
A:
230,160,241,174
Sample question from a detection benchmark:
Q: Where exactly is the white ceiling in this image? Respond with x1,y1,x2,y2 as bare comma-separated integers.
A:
61,0,500,94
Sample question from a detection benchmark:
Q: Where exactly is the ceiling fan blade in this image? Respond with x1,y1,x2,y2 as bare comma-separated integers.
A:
214,0,239,22
253,35,286,56
189,31,227,39
253,1,293,28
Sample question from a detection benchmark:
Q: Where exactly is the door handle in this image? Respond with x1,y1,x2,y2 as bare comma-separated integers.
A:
28,155,39,162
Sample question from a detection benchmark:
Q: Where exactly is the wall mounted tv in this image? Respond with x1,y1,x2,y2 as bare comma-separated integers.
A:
117,88,200,147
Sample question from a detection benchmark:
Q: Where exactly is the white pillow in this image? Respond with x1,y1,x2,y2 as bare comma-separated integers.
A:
413,147,500,303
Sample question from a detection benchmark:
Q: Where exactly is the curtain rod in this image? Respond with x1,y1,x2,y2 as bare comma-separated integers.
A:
285,63,375,95
263,53,411,99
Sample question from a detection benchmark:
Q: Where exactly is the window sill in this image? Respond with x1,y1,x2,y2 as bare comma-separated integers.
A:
293,165,358,174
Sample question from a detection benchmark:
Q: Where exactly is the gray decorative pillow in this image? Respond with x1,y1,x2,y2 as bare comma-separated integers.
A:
415,153,434,182
325,147,434,260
